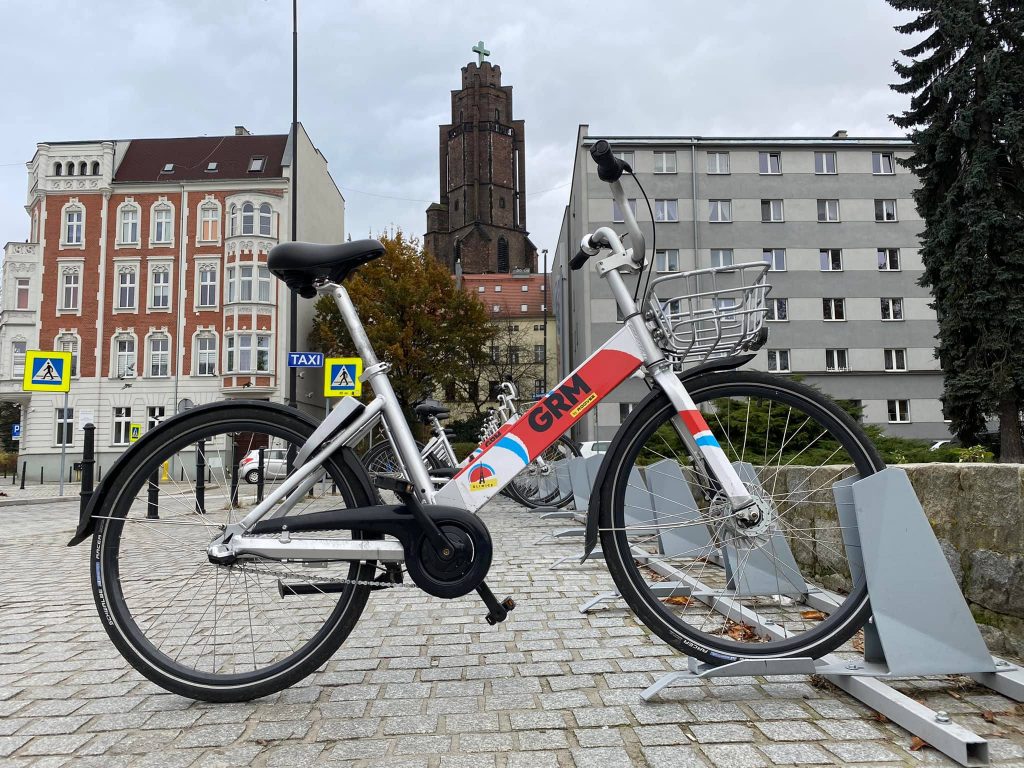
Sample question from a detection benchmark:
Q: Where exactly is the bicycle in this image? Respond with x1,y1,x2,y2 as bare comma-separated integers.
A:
69,140,883,702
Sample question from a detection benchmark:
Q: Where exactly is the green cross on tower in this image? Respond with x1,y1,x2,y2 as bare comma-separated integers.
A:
472,40,490,65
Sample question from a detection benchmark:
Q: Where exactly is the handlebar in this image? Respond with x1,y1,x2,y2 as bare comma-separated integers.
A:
591,139,627,182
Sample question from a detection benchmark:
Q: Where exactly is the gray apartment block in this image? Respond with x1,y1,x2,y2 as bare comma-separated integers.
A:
553,125,949,443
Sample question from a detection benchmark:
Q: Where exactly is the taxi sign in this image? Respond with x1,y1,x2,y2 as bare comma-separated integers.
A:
129,423,142,443
23,350,71,393
288,352,324,368
324,357,362,397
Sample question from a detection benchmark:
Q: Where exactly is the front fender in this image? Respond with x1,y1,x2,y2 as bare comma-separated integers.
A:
67,400,376,546
580,354,754,560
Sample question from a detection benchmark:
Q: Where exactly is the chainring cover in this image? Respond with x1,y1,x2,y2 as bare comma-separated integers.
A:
404,506,493,598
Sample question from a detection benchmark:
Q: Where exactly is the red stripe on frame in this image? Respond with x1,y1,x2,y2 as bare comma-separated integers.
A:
680,410,710,437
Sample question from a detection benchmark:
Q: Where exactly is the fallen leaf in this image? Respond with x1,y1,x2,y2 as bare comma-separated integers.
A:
982,710,996,723
800,610,827,621
663,596,693,607
871,711,889,723
725,620,759,642
910,736,930,751
948,691,962,700
852,631,865,653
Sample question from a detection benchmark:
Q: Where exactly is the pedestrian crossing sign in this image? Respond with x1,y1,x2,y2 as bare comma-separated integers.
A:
324,357,362,397
22,350,72,392
129,424,142,443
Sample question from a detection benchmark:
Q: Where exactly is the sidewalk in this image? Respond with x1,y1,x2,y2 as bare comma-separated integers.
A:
0,481,79,506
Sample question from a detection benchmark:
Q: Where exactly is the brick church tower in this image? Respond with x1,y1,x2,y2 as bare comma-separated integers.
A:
425,46,537,274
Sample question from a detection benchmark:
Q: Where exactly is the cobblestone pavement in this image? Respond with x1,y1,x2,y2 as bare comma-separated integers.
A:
3,498,1024,767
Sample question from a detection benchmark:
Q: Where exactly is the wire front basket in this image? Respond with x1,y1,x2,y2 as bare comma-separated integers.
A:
647,261,772,365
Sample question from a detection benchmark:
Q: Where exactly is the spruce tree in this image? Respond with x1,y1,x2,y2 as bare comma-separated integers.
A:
889,0,1024,461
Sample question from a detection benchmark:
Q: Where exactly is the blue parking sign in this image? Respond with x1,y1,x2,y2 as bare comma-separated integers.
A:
11,424,20,441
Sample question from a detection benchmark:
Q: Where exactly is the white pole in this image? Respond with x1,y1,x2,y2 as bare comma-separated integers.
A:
59,391,68,496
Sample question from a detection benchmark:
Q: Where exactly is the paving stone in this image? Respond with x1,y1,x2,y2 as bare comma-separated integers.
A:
173,724,245,749
700,744,769,768
382,714,439,736
575,727,624,747
754,720,826,741
570,747,634,767
263,743,325,766
643,745,713,768
634,724,685,746
507,752,561,768
20,733,94,756
824,741,904,762
816,717,885,741
573,707,630,727
510,710,567,730
248,719,311,741
759,743,834,764
690,724,755,743
457,732,515,752
516,729,570,750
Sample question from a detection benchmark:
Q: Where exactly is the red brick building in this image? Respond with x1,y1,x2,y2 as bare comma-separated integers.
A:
0,125,344,474
424,55,538,275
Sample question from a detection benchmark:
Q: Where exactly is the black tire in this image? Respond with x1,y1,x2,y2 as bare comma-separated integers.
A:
598,370,884,664
91,403,376,702
244,469,260,485
507,435,581,509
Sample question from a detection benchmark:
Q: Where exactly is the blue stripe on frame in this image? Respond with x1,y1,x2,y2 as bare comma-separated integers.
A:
496,437,529,466
695,435,720,448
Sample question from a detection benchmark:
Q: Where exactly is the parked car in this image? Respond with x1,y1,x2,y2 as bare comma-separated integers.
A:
579,440,611,458
239,448,289,484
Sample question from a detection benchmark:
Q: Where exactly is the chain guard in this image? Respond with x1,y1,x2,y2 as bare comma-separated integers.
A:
405,510,492,598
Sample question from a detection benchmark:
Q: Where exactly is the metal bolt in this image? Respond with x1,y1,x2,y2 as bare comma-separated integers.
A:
846,663,861,671
996,659,1009,667
935,711,950,723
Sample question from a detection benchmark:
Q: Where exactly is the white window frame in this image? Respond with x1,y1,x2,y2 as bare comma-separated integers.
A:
14,278,29,310
875,199,898,222
612,198,637,223
709,200,732,223
766,298,788,322
654,199,678,222
147,333,170,378
819,249,843,272
258,203,273,237
612,150,634,167
55,407,74,447
112,333,137,379
762,248,786,271
823,298,846,321
225,332,273,374
814,151,837,175
655,249,679,273
116,201,141,247
112,407,132,446
11,340,26,377
761,199,784,222
149,199,175,247
825,348,849,372
817,199,840,222
239,264,254,302
196,263,219,309
60,200,85,249
707,151,730,174
710,249,734,268
58,265,82,314
884,348,908,372
767,349,790,373
241,202,255,235
115,265,139,312
55,332,80,378
653,151,677,174
872,152,896,175
195,332,218,376
197,198,222,244
148,263,172,311
877,248,901,271
257,266,272,303
881,297,904,321
888,399,911,423
758,151,782,175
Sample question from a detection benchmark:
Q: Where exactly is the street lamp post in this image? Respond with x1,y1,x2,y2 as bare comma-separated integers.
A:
541,248,548,394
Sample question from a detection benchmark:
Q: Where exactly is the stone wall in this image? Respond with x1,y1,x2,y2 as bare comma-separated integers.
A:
774,463,1024,657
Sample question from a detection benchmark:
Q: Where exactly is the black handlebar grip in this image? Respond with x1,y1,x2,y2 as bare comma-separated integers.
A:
591,139,624,182
570,248,590,271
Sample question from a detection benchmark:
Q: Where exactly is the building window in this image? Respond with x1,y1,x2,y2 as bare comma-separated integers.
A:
877,248,901,271
888,399,911,423
534,378,545,396
497,237,509,272
817,199,840,222
881,297,904,321
257,335,270,372
872,152,895,175
707,152,730,174
199,203,220,241
258,266,272,302
226,266,236,302
198,267,218,307
823,298,846,321
619,402,634,421
112,407,132,445
762,248,786,271
241,202,255,234
825,349,849,372
653,151,677,173
226,333,271,373
60,270,80,311
53,162,62,176
91,161,100,175
884,348,907,371
766,298,788,322
117,268,137,310
521,285,529,292
229,204,238,236
612,150,634,167
151,267,170,309
654,199,678,222
494,286,502,293
612,198,637,223
258,203,273,236
147,406,166,430
197,335,217,375
874,199,898,221
116,337,136,378
761,199,784,222
55,408,73,446
152,205,173,244
64,206,83,245
534,344,544,363
15,278,29,309
58,336,78,377
767,349,790,373
119,205,139,244
239,265,254,301
819,249,843,271
709,200,732,223
655,249,679,272
814,151,837,174
520,303,528,312
11,341,26,375
758,151,782,175
710,249,734,268
149,336,169,377
248,156,266,172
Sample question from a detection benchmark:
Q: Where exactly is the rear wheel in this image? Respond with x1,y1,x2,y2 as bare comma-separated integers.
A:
507,435,581,508
598,370,884,664
90,403,378,702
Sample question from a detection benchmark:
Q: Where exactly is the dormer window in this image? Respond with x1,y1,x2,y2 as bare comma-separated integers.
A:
162,163,174,174
248,156,266,172
206,162,218,173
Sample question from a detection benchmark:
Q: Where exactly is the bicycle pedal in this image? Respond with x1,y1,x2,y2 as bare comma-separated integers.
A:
484,596,516,625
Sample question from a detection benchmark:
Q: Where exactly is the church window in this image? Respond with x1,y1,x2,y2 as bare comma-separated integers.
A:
499,197,505,209
497,237,509,272
454,199,459,211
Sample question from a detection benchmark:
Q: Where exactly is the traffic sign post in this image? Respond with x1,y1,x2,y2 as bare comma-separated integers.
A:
22,350,73,496
324,357,362,398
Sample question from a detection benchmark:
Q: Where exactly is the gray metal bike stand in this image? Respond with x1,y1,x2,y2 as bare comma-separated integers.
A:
639,468,1024,767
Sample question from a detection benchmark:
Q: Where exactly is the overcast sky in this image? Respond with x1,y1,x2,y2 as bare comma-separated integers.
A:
0,0,915,259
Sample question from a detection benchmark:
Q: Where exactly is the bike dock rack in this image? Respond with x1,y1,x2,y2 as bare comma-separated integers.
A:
635,468,1024,767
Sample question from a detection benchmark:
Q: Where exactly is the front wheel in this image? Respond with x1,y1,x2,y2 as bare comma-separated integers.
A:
598,370,884,664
